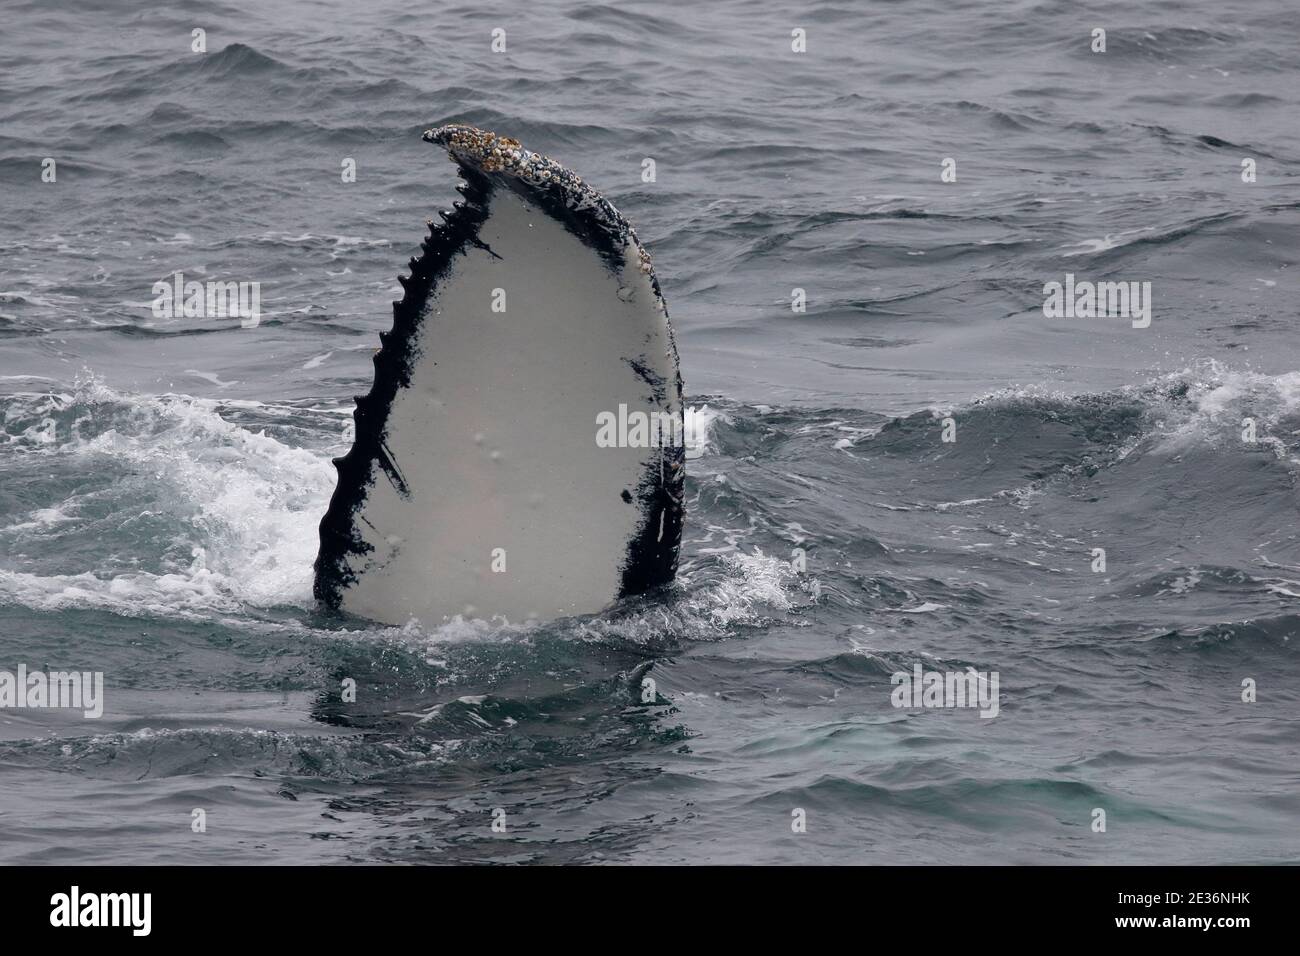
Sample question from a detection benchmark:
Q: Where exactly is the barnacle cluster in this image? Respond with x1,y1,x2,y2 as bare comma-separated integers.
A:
422,123,656,277
424,125,553,183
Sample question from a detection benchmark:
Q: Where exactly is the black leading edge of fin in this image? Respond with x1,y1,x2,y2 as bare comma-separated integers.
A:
313,167,495,609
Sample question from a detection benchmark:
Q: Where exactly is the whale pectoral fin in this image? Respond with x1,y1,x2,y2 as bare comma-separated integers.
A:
314,126,684,626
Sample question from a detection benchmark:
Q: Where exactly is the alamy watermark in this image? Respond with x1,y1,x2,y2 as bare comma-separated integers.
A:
595,403,705,459
1042,273,1151,328
151,271,261,327
50,886,150,936
596,404,682,448
0,665,104,718
891,664,999,718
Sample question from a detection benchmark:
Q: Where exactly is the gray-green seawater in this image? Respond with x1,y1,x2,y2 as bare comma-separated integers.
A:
1,0,1297,863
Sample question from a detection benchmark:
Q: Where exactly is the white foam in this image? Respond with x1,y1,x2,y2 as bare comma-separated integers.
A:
1152,361,1300,458
695,549,797,626
184,369,239,388
1058,226,1157,257
685,404,727,458
2,505,75,533
0,378,335,617
302,351,334,369
894,602,947,613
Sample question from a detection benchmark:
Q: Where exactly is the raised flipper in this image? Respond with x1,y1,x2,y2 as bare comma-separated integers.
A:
314,125,684,625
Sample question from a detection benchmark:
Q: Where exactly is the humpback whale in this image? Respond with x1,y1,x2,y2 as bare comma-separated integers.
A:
314,125,684,626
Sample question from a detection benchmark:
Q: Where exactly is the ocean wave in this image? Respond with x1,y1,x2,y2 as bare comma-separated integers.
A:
0,726,457,782
0,377,334,615
0,380,795,634
1150,613,1300,653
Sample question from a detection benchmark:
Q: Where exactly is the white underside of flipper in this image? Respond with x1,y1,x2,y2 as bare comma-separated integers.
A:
315,127,684,626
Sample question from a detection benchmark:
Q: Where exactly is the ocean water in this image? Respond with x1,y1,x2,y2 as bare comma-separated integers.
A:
1,0,1298,864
